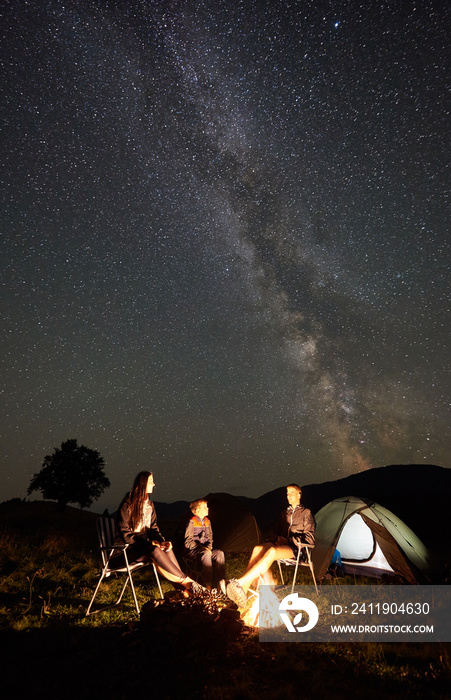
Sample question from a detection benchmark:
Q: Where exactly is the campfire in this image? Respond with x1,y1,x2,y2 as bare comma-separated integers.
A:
138,584,283,652
241,585,283,629
139,588,249,652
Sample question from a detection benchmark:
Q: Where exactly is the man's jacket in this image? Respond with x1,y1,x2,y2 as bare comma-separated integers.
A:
276,504,316,546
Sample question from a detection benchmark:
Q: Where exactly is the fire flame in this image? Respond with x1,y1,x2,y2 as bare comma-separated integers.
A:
241,586,283,629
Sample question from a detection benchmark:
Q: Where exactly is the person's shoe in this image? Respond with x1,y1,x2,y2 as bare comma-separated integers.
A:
190,581,208,597
219,579,227,596
226,579,247,608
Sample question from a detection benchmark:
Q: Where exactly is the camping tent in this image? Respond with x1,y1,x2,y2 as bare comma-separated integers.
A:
205,493,263,552
175,492,262,553
311,496,431,583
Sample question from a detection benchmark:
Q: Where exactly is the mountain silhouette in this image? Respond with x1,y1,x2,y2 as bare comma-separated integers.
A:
154,464,449,556
239,464,450,554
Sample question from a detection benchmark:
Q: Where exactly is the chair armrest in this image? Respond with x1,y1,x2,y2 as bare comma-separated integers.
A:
100,543,127,551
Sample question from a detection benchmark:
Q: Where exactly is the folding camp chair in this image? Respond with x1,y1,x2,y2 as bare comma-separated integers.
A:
277,542,318,594
86,515,163,616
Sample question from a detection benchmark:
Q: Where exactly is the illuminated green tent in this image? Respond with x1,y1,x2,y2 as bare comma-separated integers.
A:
311,496,432,583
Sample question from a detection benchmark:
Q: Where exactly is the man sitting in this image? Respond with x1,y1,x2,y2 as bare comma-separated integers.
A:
226,484,315,607
184,499,226,592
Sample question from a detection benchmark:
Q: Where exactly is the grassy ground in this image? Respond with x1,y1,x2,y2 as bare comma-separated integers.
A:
0,501,449,699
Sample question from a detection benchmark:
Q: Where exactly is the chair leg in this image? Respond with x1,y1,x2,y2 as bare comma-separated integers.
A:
87,551,163,616
291,548,302,594
305,548,318,594
276,548,318,596
116,576,132,606
87,568,140,615
277,561,285,585
123,554,141,614
86,568,108,615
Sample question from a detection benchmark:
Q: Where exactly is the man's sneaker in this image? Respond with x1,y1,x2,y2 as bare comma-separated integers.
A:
226,579,247,608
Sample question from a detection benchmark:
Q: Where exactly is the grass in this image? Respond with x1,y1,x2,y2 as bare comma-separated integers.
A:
0,501,449,699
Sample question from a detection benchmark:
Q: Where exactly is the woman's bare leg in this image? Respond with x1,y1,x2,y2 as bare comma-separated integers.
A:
151,548,194,589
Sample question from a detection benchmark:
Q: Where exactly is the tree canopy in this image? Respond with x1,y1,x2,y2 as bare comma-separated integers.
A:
27,439,110,510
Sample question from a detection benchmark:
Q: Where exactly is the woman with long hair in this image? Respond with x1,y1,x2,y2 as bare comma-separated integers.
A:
113,471,200,596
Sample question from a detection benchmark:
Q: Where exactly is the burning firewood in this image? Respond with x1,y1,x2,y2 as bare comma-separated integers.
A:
138,589,248,651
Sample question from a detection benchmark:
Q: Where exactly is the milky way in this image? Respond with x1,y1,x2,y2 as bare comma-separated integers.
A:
1,0,449,509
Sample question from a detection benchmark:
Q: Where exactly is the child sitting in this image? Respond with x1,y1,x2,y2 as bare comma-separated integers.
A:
184,499,226,593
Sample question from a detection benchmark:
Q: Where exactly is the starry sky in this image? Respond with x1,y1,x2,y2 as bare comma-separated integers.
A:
2,0,449,512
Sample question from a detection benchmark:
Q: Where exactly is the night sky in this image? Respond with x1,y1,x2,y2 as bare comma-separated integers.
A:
2,0,449,512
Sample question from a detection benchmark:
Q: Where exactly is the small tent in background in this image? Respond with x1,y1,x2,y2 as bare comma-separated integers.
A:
311,496,431,583
204,493,262,552
175,492,262,554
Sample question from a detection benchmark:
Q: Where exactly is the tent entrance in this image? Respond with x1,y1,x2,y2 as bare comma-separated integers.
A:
337,513,394,576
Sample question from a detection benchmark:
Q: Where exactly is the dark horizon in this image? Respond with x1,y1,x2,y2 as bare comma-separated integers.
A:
6,462,449,518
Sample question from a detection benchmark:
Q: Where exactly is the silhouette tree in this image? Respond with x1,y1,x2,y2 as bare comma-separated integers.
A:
27,439,110,510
